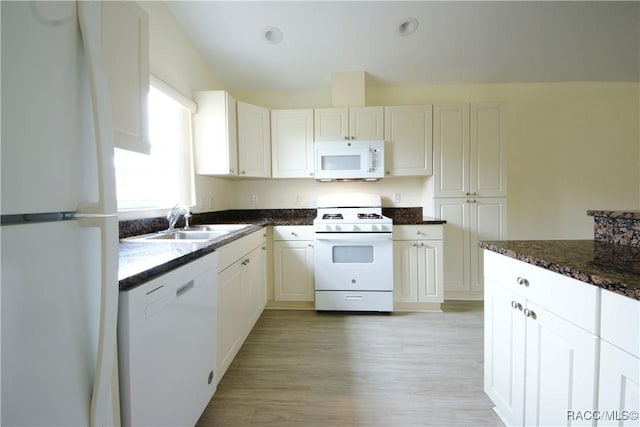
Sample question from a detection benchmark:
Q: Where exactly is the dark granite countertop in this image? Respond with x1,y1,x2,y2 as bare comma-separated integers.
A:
119,223,267,291
479,240,640,301
119,208,444,292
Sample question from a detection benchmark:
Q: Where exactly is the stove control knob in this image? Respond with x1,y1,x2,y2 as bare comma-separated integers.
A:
371,224,379,231
326,224,333,232
352,224,359,231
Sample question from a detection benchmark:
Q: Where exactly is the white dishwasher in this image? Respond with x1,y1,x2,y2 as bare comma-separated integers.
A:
118,251,218,427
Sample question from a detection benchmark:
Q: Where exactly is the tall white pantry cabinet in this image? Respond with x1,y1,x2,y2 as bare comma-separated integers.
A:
433,103,507,300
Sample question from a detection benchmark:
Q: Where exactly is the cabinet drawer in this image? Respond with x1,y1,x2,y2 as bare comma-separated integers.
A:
393,225,443,241
217,228,266,272
484,250,599,334
601,289,640,358
273,225,314,241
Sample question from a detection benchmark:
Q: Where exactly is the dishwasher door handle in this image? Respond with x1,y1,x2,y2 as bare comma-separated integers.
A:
176,280,194,297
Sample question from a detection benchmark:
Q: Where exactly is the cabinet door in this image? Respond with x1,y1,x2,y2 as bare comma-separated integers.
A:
102,1,150,154
435,198,471,296
393,241,418,302
216,261,243,383
193,91,238,175
271,109,315,178
314,108,348,141
434,104,470,197
471,103,506,197
524,302,599,427
273,240,315,301
484,280,526,427
237,102,271,177
243,245,267,332
598,341,640,427
384,105,433,176
470,198,507,293
349,107,384,140
417,240,443,303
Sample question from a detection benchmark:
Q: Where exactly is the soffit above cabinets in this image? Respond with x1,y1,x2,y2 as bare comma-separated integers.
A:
165,1,640,92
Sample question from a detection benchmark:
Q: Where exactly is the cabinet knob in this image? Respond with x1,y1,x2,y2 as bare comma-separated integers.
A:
524,308,537,319
416,230,421,235
308,244,313,248
291,232,297,236
241,170,246,175
309,172,314,176
511,300,523,311
516,277,529,286
230,168,235,173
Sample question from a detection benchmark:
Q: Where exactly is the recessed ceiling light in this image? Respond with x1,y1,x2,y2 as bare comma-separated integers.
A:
398,18,419,36
263,27,283,44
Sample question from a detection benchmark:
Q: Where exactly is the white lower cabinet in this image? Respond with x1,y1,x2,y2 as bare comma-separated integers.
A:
597,289,640,427
393,225,444,308
598,341,640,427
435,197,506,300
272,226,314,302
484,250,599,427
216,229,267,383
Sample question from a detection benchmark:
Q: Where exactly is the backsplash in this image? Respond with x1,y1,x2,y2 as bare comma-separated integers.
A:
588,210,640,247
119,207,430,239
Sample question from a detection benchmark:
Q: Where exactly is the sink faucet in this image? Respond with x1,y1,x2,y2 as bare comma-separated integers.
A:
167,205,192,230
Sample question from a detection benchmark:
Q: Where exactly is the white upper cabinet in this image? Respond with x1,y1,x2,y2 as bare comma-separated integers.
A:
314,107,383,141
471,103,506,197
237,101,271,177
384,105,433,176
434,103,505,198
271,109,315,178
101,1,150,154
193,91,238,176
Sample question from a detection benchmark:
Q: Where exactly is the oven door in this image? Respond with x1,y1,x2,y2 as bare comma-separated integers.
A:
313,232,393,291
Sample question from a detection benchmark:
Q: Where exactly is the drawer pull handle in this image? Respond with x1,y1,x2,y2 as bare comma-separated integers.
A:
524,308,537,320
510,300,523,311
517,277,529,286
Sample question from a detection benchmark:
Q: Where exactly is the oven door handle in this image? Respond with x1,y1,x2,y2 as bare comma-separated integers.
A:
314,233,392,241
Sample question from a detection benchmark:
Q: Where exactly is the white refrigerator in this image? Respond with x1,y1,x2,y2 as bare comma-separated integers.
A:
1,2,120,426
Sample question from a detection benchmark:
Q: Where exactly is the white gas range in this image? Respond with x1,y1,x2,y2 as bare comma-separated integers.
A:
313,193,394,312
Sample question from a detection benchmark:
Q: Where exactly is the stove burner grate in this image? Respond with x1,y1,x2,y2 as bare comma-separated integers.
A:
357,213,383,219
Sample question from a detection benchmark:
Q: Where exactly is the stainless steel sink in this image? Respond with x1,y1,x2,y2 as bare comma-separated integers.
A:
124,224,252,243
186,224,252,233
144,230,228,241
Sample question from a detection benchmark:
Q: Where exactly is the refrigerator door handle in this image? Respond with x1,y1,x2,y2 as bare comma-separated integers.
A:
77,1,117,216
77,216,120,427
76,3,119,426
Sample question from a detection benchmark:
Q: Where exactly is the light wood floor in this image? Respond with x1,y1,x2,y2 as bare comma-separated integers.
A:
197,302,503,427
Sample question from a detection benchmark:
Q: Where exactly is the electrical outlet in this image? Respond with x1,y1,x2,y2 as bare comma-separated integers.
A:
209,197,214,209
393,192,401,203
295,194,301,205
250,194,258,205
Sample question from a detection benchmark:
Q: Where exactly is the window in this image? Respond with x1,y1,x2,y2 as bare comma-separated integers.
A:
115,77,195,213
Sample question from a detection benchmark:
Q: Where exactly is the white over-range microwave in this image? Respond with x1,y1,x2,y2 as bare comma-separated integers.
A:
314,140,385,181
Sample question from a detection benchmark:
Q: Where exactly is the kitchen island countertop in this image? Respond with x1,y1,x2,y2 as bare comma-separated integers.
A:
480,239,640,301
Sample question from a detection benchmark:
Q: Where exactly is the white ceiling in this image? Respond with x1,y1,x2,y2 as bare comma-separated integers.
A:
166,1,640,92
